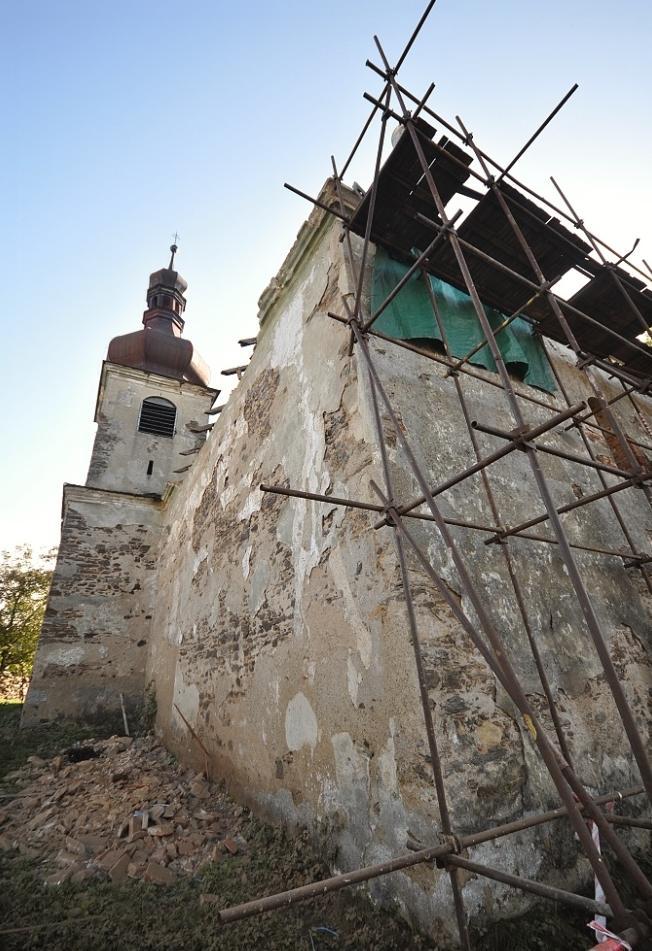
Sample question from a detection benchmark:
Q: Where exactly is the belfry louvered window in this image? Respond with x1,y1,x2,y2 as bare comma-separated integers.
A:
138,397,177,438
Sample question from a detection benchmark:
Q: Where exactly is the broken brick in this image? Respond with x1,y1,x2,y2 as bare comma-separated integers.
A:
109,852,131,883
143,860,176,885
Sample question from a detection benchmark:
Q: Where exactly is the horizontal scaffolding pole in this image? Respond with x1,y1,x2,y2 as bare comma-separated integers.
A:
372,401,586,527
471,419,633,480
327,311,652,456
373,39,652,813
444,856,612,918
360,91,652,367
607,815,652,831
361,211,463,332
260,482,498,533
569,388,652,438
328,310,567,412
283,182,350,222
286,162,652,419
260,481,650,563
268,6,652,939
487,475,650,545
363,61,652,288
216,787,643,925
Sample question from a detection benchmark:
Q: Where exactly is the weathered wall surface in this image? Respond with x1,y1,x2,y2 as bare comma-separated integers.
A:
24,181,651,940
143,195,652,943
88,363,216,496
22,485,163,727
24,359,216,727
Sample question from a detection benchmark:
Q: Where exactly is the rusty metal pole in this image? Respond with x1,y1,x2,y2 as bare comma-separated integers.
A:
352,319,634,923
359,92,652,371
364,62,652,287
486,477,646,544
216,788,643,926
421,270,574,766
541,340,652,596
371,401,587,527
329,309,652,451
365,370,471,949
351,87,391,322
444,856,613,917
260,481,650,563
376,477,652,913
550,175,651,339
374,48,652,805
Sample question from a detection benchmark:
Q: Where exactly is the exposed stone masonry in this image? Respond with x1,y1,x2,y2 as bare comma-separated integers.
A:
23,191,652,943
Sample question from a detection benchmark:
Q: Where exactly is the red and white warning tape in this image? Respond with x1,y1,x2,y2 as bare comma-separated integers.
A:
587,920,632,950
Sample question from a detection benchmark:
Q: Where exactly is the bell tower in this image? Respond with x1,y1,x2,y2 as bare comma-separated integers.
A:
87,245,219,496
22,245,219,728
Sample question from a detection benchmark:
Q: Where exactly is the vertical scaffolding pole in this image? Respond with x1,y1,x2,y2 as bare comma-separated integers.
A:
374,43,652,805
350,318,639,924
366,372,471,949
420,270,574,766
242,2,652,937
541,340,652,596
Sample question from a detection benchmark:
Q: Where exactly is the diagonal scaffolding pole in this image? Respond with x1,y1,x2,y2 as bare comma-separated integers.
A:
420,270,574,765
327,308,652,455
224,1,652,941
373,37,652,806
352,315,651,919
216,787,644,926
540,340,652,594
365,369,471,949
364,59,652,288
260,482,651,564
359,88,652,372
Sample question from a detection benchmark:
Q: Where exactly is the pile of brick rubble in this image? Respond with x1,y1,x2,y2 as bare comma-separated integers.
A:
0,735,248,888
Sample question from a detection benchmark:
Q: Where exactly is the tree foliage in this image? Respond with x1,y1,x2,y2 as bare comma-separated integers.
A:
0,546,55,693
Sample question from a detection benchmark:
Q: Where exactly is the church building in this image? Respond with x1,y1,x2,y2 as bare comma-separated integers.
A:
23,164,652,943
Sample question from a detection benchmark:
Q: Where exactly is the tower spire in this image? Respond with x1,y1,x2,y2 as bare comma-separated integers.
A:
106,244,210,386
169,232,180,269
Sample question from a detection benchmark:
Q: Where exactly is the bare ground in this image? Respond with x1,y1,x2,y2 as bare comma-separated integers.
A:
1,702,647,950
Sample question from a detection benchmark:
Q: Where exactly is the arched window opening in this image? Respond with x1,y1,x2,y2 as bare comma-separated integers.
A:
138,397,177,438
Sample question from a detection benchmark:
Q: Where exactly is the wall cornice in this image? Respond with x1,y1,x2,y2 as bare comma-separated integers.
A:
257,177,359,328
93,362,220,423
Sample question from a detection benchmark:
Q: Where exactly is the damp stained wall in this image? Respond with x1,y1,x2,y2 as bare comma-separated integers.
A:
143,191,651,941
23,362,216,727
22,486,163,727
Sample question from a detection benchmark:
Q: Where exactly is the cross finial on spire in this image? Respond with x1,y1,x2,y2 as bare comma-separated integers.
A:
169,232,180,269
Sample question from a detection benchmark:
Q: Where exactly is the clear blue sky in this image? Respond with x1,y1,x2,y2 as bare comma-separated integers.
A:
2,0,651,554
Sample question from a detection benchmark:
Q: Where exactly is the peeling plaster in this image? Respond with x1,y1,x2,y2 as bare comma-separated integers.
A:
42,645,87,667
172,666,200,725
330,549,372,669
33,204,652,943
285,692,318,751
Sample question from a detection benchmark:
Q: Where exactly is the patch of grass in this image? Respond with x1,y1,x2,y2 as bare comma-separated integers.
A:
0,701,108,785
0,848,432,951
0,703,433,950
2,703,648,950
137,683,157,735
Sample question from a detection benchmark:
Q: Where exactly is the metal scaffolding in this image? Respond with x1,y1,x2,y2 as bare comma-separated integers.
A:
217,3,652,945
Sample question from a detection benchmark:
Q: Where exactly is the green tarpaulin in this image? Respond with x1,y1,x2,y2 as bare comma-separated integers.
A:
371,247,556,393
